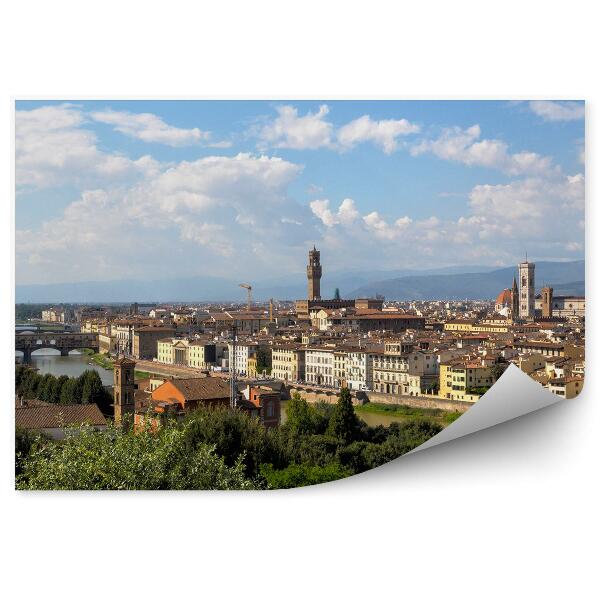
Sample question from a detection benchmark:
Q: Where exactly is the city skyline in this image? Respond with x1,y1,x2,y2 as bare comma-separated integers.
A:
15,100,585,286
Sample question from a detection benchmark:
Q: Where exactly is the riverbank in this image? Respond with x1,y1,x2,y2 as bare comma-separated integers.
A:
355,402,462,427
80,349,114,370
79,350,152,380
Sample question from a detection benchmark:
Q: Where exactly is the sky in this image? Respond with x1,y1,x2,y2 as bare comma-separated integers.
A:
15,100,585,286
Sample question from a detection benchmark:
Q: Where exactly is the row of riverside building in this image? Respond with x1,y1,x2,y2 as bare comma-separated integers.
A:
75,247,584,404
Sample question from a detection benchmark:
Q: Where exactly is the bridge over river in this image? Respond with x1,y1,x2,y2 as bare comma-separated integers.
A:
16,332,99,362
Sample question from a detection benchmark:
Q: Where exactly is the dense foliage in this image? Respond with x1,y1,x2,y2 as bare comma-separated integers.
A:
255,347,272,375
17,422,255,490
15,304,49,321
16,388,443,490
16,365,112,414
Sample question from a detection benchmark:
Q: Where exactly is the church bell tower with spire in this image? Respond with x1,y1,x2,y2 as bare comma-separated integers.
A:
511,274,519,320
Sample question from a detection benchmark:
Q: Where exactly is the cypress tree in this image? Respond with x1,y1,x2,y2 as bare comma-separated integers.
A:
327,387,359,444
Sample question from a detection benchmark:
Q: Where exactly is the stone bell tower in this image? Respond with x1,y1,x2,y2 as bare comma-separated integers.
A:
518,258,536,321
113,356,136,426
307,246,322,301
541,286,554,318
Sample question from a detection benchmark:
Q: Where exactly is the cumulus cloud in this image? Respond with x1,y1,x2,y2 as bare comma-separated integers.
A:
90,109,213,147
309,198,359,227
16,104,161,189
258,105,334,150
337,115,419,153
258,105,418,154
469,173,585,223
411,124,554,175
16,153,317,284
308,170,584,270
529,100,585,122
15,102,585,285
362,211,412,240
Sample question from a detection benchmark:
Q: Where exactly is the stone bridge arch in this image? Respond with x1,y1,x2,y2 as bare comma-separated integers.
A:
16,332,99,363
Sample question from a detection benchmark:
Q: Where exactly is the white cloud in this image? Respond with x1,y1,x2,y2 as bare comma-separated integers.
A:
308,170,584,270
411,124,554,175
258,106,419,154
90,109,212,147
16,104,160,189
469,174,584,223
16,153,316,285
337,115,419,153
529,100,584,122
310,198,359,227
362,211,412,240
258,105,334,150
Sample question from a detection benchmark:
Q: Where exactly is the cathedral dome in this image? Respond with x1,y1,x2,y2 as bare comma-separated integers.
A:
495,288,512,307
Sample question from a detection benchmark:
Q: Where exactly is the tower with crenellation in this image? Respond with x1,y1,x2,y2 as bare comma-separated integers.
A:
307,246,322,301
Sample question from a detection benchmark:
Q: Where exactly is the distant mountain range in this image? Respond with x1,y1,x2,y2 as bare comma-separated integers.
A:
15,261,584,303
348,261,585,300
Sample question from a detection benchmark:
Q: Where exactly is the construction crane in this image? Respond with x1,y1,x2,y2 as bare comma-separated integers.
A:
239,283,252,311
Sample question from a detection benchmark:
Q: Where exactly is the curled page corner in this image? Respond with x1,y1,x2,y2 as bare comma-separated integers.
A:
408,364,563,455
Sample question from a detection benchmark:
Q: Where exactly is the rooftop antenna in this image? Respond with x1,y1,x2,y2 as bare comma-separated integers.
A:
229,324,238,409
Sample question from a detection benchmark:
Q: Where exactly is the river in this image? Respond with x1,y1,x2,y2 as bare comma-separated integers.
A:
16,348,114,386
15,346,411,427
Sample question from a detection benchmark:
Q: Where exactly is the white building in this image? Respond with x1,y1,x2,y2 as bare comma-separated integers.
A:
227,341,258,376
305,348,335,386
344,350,375,391
373,350,438,395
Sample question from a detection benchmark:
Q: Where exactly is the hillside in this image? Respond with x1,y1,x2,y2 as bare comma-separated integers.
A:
348,261,585,300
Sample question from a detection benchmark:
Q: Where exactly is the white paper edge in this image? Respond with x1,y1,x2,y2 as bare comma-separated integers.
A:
408,364,562,455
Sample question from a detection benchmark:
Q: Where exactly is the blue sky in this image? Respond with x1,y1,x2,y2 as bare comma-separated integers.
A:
15,100,585,285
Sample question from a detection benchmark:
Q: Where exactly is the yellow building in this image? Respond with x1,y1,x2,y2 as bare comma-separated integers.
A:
546,376,584,399
271,345,305,382
247,356,258,378
439,360,495,402
157,338,217,369
187,340,217,369
444,320,475,332
473,323,510,333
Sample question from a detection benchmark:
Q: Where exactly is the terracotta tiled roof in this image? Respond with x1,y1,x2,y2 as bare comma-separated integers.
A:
15,397,52,409
353,313,424,321
495,288,513,306
15,404,107,429
114,356,136,366
169,377,230,401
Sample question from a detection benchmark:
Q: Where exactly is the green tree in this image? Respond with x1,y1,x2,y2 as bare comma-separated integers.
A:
59,377,80,404
15,427,42,477
326,388,359,444
17,421,257,491
37,374,56,403
255,346,272,376
80,370,104,404
260,462,351,489
284,392,327,436
182,406,285,477
48,375,69,404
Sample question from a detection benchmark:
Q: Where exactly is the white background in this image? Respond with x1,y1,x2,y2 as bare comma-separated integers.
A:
1,2,597,598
